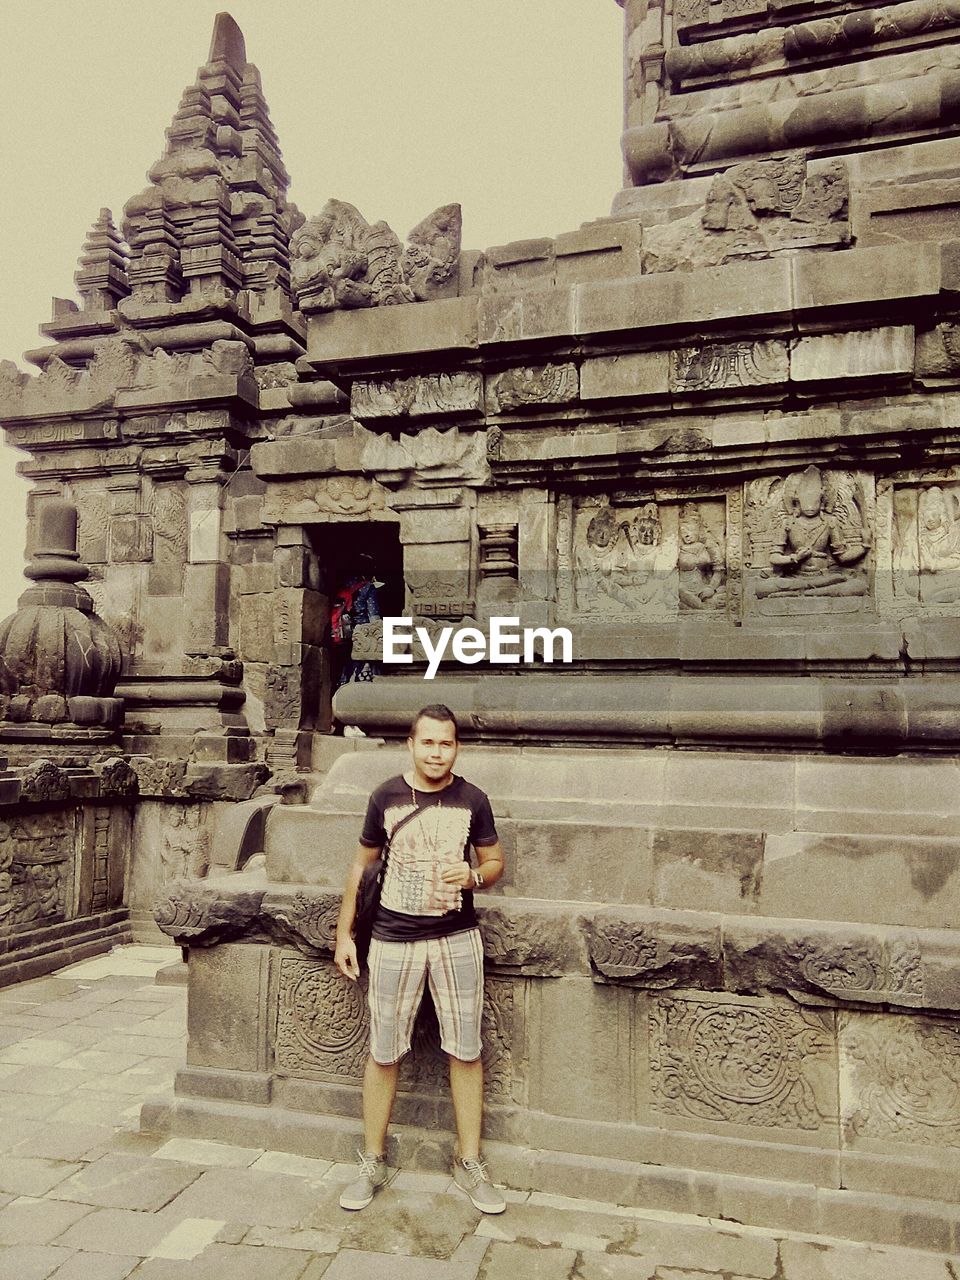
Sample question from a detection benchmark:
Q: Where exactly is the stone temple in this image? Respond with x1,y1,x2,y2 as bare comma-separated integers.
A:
2,4,960,1252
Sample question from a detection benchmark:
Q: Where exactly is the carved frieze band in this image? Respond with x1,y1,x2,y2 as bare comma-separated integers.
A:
155,879,960,1018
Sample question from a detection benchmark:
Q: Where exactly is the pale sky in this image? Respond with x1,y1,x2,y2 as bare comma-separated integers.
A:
0,2,624,618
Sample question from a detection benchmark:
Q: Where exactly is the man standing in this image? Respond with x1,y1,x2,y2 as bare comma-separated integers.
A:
334,704,506,1214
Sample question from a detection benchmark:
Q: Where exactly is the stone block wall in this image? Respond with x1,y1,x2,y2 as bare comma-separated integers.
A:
0,755,137,986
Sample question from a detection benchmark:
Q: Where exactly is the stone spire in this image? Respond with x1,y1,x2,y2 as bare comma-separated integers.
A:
0,501,123,732
75,209,130,312
122,12,297,305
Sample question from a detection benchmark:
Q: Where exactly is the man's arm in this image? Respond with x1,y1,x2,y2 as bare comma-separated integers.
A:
335,841,383,982
439,839,505,890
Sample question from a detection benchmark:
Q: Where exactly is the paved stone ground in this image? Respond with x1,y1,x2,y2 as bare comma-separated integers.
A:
0,946,957,1280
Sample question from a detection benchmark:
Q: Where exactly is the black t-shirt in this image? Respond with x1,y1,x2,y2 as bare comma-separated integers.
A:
359,774,498,941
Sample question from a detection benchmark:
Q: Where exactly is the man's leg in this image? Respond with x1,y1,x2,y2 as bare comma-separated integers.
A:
363,1055,399,1155
448,1054,483,1161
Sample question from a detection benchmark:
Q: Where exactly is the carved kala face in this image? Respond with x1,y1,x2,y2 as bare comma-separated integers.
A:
408,716,459,790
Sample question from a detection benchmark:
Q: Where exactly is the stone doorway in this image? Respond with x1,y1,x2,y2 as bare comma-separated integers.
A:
310,521,404,717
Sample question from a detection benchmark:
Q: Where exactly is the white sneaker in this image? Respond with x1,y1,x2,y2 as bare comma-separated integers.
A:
453,1156,507,1213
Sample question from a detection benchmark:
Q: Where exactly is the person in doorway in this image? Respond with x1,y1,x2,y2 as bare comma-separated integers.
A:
334,704,506,1214
331,553,383,689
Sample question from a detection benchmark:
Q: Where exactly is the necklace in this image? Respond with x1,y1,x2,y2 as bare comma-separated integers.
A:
411,784,445,857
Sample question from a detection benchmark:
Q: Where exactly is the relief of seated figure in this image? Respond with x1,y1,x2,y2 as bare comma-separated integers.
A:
677,503,726,612
918,485,960,605
756,465,870,600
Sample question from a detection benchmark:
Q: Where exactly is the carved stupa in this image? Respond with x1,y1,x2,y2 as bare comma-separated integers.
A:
0,499,123,733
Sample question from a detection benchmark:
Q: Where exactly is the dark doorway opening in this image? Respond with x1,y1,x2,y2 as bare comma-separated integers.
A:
310,521,404,725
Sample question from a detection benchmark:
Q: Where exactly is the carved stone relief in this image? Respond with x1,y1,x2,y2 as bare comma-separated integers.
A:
158,805,212,883
153,879,264,945
272,953,515,1101
0,811,73,934
744,466,873,615
891,482,960,611
642,155,849,273
650,994,837,1131
486,363,578,413
289,199,461,312
671,341,788,393
352,373,482,421
841,1012,960,1147
150,483,189,595
565,496,728,620
275,955,370,1082
261,476,391,525
359,425,488,485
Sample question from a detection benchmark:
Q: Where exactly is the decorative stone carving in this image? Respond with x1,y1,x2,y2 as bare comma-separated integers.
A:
401,203,463,301
745,466,872,614
261,476,390,525
153,877,265,945
158,806,212,883
352,373,482,421
487,363,578,412
478,524,519,581
642,155,849,273
290,199,461,312
677,502,727,613
841,1012,960,1146
917,323,960,376
892,482,960,608
671,341,789,393
571,498,677,620
0,811,73,934
261,888,340,956
0,500,123,728
650,994,836,1130
583,912,722,989
275,954,369,1081
726,923,923,1008
132,339,254,388
477,905,575,976
359,425,488,485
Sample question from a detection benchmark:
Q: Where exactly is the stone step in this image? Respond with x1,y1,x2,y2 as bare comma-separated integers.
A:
141,1091,960,1254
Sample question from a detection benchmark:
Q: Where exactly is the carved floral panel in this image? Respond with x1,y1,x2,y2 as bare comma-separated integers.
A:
840,1012,960,1147
649,993,837,1131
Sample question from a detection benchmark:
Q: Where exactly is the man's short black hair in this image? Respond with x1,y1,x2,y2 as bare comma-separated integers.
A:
409,704,459,742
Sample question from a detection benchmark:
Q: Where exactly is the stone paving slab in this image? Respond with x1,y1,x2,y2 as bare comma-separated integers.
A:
2,948,960,1280
47,1153,203,1212
0,1243,75,1280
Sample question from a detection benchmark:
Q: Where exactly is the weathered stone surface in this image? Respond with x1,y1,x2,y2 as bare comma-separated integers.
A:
154,876,265,946
650,992,838,1133
840,1010,960,1148
725,919,925,1009
260,888,340,956
477,901,583,976
486,364,578,412
582,908,721,989
791,327,914,383
351,372,482,420
290,199,461,312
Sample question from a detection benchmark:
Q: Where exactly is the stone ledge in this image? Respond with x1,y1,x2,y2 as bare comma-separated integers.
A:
153,880,960,1012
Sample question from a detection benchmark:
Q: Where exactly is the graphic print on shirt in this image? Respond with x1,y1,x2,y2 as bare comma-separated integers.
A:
380,801,472,916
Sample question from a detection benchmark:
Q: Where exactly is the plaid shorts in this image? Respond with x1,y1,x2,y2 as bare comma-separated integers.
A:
367,928,484,1065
